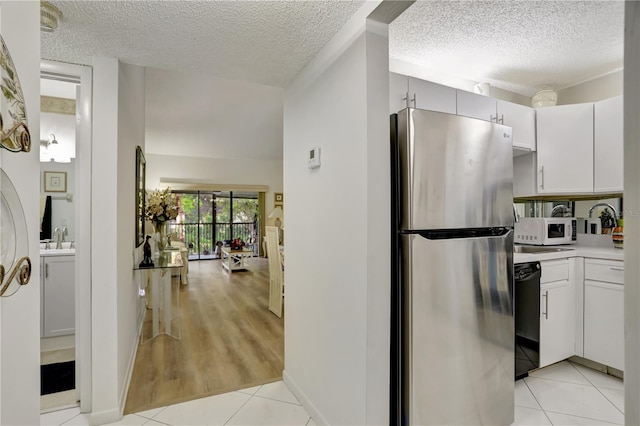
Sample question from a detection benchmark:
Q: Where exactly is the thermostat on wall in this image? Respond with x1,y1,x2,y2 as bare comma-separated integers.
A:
308,146,321,169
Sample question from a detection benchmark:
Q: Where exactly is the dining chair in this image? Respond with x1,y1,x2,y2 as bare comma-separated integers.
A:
265,226,284,317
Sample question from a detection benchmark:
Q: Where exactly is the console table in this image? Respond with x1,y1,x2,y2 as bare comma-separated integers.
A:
221,246,253,272
134,253,182,343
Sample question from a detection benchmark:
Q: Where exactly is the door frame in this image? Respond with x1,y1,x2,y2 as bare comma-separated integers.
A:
40,59,93,413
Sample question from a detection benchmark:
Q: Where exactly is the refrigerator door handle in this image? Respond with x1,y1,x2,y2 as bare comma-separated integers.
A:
411,227,511,240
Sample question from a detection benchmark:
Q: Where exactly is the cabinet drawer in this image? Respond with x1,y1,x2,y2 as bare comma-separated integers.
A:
585,259,624,284
540,259,569,284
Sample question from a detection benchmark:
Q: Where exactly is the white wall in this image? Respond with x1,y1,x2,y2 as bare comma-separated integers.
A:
283,15,389,426
144,66,284,161
624,3,640,424
0,2,41,424
91,58,146,424
145,153,283,225
91,56,120,422
557,70,623,105
40,159,75,239
116,62,146,416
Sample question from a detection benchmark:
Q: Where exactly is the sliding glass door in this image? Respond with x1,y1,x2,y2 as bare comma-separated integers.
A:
172,191,260,260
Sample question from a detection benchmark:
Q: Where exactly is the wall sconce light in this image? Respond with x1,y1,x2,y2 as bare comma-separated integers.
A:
40,133,70,163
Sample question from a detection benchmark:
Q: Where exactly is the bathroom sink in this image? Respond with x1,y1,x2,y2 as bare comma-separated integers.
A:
40,248,76,256
514,245,575,254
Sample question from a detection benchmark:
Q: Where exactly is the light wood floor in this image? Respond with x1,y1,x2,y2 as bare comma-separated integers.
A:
124,258,284,414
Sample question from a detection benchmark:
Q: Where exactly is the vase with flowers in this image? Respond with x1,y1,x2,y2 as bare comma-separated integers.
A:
145,187,179,253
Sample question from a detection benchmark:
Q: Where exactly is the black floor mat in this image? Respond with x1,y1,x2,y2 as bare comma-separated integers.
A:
41,361,75,395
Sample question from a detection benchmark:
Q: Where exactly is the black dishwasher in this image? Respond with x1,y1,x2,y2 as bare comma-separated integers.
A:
515,261,541,380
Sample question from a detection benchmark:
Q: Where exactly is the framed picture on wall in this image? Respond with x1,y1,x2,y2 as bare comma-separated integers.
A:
135,146,146,247
44,171,67,192
274,192,283,206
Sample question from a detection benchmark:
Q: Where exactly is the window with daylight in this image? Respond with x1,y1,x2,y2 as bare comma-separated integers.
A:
171,191,260,260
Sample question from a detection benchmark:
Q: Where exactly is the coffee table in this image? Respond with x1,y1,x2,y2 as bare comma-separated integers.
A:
221,246,253,272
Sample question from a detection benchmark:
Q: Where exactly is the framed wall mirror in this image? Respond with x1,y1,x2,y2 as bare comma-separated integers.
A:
135,146,146,247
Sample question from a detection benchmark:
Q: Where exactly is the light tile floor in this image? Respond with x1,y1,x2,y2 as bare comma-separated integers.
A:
41,360,624,425
41,381,315,426
515,361,624,425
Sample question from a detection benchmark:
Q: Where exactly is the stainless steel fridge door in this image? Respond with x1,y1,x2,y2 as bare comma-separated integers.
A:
397,108,513,230
402,231,514,425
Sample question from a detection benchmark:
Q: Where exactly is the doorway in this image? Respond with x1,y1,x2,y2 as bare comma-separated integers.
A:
39,61,92,414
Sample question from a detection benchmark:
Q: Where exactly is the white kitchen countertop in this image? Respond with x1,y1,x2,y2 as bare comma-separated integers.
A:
514,245,623,264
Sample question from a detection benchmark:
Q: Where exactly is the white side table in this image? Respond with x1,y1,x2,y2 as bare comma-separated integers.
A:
135,254,182,343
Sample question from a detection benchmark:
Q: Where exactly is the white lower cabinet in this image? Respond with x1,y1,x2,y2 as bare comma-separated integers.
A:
583,259,624,371
41,255,75,337
539,259,575,368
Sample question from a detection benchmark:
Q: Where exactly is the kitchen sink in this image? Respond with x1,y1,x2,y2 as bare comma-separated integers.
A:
513,245,575,254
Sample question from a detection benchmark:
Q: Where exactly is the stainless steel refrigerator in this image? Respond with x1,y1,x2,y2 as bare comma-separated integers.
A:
390,108,515,425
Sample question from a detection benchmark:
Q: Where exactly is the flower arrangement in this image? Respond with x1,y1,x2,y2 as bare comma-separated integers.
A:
145,187,179,224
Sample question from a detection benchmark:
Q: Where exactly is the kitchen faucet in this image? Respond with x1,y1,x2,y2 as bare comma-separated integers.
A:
588,202,619,228
551,205,571,217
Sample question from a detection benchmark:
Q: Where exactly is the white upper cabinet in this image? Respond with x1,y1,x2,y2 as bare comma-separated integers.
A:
497,100,536,152
456,90,497,122
389,73,457,115
408,77,457,114
536,103,594,194
389,72,409,114
455,91,536,153
594,95,623,193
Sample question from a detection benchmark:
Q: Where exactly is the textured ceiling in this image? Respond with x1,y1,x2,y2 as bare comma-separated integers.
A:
41,0,365,88
41,1,625,96
389,0,624,96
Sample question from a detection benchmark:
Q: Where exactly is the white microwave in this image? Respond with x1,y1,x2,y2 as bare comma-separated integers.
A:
514,217,577,245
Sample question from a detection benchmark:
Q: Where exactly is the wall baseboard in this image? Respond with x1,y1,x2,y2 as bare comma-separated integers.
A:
283,370,327,426
118,316,143,420
90,407,121,425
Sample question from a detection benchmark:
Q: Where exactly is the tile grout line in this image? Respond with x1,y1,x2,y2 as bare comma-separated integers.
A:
250,393,303,407
41,407,80,426
142,416,172,426
222,390,260,425
529,362,623,423
543,408,621,425
522,377,553,425
568,362,625,416
135,405,169,421
59,412,83,426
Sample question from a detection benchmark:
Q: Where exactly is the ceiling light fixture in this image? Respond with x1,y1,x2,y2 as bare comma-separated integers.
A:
473,83,491,97
531,88,558,108
40,1,62,33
